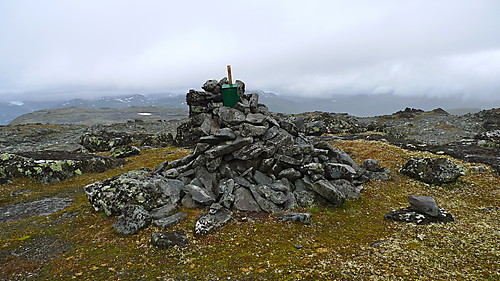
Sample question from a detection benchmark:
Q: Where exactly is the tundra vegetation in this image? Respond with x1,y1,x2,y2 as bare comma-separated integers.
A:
0,139,498,280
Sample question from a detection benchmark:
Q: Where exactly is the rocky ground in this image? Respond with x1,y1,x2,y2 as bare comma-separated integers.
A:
0,103,498,280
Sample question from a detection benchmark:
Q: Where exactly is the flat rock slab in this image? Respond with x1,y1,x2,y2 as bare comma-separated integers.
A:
384,207,454,225
276,212,312,224
151,230,189,248
0,197,73,223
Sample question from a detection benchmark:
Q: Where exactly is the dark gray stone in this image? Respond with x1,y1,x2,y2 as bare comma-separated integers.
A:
362,159,385,172
259,185,288,204
181,194,203,209
149,203,177,220
205,137,254,159
213,128,237,140
277,212,312,224
113,205,151,235
0,197,73,223
253,170,273,185
151,230,189,248
330,179,362,199
217,107,246,125
250,185,282,213
408,195,440,217
239,123,269,138
153,212,188,230
233,187,262,212
293,190,316,207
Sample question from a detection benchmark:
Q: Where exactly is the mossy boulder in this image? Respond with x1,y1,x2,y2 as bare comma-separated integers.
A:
79,132,132,152
399,157,466,185
84,169,183,216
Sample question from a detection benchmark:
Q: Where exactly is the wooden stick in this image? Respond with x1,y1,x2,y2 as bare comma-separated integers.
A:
227,65,233,85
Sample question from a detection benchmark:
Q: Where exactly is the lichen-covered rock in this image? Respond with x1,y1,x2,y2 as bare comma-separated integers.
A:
80,132,132,152
399,157,466,184
84,169,182,215
0,151,123,184
194,203,233,236
110,145,140,158
113,205,151,235
276,212,312,224
151,230,189,248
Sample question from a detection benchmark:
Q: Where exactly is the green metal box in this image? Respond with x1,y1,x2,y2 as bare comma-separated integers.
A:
221,84,239,107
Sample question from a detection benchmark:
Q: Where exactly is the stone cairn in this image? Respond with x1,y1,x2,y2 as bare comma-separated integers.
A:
85,78,369,241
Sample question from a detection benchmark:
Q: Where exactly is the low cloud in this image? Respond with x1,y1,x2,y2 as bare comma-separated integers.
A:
1,0,500,103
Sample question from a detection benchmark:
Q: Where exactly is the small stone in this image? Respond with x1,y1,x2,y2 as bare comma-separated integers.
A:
277,212,312,224
151,230,189,248
294,244,303,249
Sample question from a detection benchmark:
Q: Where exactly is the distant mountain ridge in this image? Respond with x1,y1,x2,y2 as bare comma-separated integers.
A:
2,91,498,125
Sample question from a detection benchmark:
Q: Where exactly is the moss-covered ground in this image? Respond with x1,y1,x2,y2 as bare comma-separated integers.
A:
0,140,498,280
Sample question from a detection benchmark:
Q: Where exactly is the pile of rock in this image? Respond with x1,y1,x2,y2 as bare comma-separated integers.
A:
84,79,372,239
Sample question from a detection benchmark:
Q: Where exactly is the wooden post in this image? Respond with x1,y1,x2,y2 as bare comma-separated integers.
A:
227,65,233,85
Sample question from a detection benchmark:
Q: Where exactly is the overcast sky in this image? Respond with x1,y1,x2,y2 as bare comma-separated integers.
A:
1,0,500,102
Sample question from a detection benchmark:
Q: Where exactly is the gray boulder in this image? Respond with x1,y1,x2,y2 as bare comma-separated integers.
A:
113,205,151,235
84,170,181,215
309,180,346,206
408,195,440,217
399,157,466,184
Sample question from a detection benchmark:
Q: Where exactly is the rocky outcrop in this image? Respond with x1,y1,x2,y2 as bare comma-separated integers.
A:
0,151,124,184
399,157,466,185
385,195,454,225
80,132,132,152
